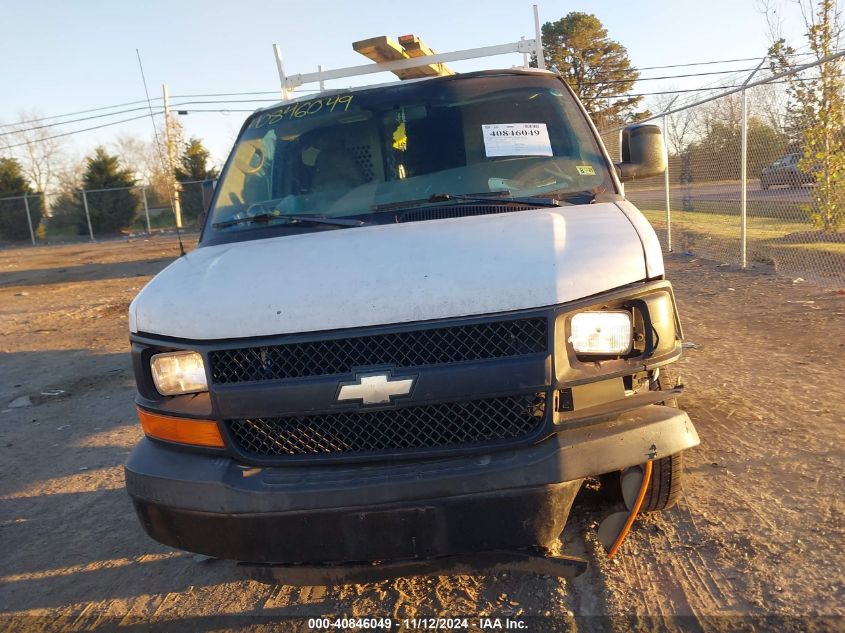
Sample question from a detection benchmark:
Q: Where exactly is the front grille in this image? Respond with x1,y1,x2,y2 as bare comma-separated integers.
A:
209,317,547,384
226,393,546,458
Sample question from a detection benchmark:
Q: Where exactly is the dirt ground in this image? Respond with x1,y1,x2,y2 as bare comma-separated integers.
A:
1,236,843,632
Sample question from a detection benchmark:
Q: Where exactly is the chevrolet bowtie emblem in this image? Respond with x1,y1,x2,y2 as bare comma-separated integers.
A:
337,373,415,405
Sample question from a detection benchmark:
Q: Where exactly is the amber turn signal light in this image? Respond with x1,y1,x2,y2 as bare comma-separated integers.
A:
136,407,224,448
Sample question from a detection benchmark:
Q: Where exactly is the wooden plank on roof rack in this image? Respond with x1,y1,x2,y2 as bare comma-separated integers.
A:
351,36,453,80
398,35,455,76
352,36,419,80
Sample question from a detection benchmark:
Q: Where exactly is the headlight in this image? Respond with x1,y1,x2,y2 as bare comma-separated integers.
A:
150,351,208,396
569,311,633,355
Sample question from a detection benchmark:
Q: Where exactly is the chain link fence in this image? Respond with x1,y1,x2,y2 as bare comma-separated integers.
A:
0,180,211,245
601,54,845,288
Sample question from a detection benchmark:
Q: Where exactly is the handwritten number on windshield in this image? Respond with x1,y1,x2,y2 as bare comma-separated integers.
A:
249,95,354,129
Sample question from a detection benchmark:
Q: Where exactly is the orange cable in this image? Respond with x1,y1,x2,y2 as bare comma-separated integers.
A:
607,460,653,559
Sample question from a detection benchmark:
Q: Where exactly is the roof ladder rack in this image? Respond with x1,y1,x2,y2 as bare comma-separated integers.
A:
272,4,545,100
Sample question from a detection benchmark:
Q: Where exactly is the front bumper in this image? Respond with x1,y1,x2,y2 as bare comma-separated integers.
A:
125,403,698,563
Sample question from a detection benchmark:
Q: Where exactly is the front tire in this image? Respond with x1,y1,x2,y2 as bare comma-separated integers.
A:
638,452,684,512
599,368,686,512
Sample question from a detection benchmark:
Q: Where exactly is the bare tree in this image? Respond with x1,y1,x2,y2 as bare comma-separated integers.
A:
112,122,176,204
1,110,66,196
53,154,85,195
757,0,788,43
652,91,701,155
113,134,163,186
750,80,792,135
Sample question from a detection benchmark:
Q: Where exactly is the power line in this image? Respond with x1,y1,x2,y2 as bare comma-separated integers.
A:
171,98,283,106
1,51,829,131
1,99,280,137
171,90,280,98
0,91,318,130
1,96,320,137
598,71,845,99
2,50,841,145
0,105,155,138
2,112,164,150
177,109,259,113
581,59,840,86
631,55,770,72
620,48,824,73
0,98,163,129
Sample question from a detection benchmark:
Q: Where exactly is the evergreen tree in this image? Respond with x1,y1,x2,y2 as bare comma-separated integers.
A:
0,157,42,241
76,147,140,234
175,137,219,225
538,12,648,129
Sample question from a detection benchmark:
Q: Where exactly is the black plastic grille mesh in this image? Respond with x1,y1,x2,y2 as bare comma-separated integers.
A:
209,318,547,384
226,393,546,457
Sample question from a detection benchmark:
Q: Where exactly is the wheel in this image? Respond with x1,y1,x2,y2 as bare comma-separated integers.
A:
603,452,685,513
639,367,684,511
638,452,684,512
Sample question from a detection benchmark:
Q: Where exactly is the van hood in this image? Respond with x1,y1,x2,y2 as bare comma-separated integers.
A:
130,203,656,340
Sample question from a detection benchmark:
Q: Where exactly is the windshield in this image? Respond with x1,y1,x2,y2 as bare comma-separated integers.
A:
207,73,615,237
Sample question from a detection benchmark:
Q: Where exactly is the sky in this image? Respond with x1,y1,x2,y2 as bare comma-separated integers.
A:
0,0,808,176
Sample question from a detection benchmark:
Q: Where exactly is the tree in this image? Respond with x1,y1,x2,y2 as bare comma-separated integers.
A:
687,116,788,181
175,137,219,225
538,12,647,129
46,158,87,238
653,91,700,156
768,0,845,231
74,147,140,235
0,157,42,241
1,110,66,197
114,134,167,195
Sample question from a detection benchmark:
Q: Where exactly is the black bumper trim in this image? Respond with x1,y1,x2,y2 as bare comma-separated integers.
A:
131,482,581,564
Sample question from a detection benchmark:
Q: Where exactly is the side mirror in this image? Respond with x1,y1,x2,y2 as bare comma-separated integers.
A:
616,124,667,182
201,179,216,214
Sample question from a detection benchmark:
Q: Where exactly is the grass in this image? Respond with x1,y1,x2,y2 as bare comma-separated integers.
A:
640,208,815,242
777,241,845,254
640,207,845,278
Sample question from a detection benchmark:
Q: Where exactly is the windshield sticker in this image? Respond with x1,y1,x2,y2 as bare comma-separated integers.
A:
576,165,596,175
248,95,355,130
482,123,553,157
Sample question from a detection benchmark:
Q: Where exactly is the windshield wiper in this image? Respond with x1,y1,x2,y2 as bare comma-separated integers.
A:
427,192,563,207
213,213,366,230
371,191,511,213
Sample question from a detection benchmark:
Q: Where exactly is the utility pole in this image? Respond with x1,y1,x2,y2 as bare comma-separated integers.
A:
162,84,183,228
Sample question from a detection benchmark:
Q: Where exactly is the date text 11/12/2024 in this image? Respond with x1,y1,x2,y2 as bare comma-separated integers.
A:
307,617,528,630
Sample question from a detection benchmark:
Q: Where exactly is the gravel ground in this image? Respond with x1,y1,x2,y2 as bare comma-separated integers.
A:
0,236,843,632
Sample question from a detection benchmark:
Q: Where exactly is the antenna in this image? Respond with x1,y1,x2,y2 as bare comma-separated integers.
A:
136,49,186,257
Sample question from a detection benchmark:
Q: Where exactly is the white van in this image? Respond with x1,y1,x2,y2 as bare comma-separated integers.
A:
124,61,699,581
